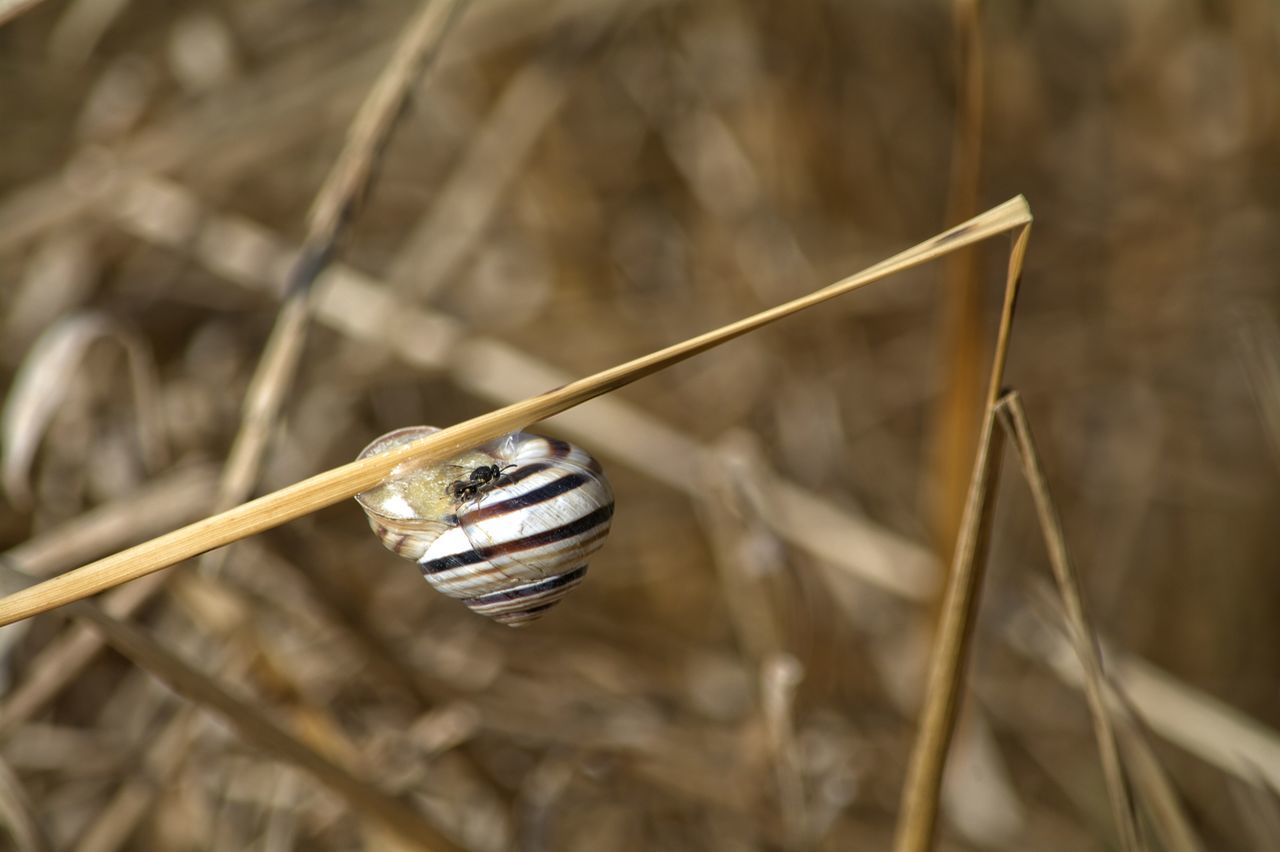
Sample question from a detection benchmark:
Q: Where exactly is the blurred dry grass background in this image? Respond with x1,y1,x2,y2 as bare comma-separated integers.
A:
1,0,1280,849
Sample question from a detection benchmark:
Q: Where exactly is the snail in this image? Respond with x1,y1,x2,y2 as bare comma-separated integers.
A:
354,426,614,626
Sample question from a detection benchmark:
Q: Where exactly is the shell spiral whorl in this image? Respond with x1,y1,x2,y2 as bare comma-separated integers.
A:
355,427,614,626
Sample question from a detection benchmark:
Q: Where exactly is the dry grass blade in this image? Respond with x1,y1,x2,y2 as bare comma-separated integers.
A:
995,391,1144,851
0,0,48,27
0,572,160,735
0,0,665,259
0,465,214,580
760,652,808,849
57,598,463,852
1019,593,1205,852
0,196,1031,627
0,466,214,733
893,220,1032,852
6,5,1274,847
1,311,165,507
920,7,1003,839
697,439,808,843
70,552,508,852
1233,308,1280,471
389,2,615,298
697,435,785,662
1113,653,1280,794
895,402,1005,852
929,0,987,559
1111,703,1204,852
1227,767,1280,851
71,697,210,852
3,10,471,838
111,170,939,600
0,753,50,852
210,0,469,533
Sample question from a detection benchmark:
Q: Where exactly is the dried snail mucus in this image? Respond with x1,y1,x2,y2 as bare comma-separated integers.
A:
354,426,614,626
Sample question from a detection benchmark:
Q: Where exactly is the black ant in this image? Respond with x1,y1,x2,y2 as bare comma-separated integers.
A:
445,463,516,503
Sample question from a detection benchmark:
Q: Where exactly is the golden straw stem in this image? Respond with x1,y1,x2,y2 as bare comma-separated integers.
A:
202,0,467,573
892,220,1033,852
997,391,1144,851
0,196,1031,628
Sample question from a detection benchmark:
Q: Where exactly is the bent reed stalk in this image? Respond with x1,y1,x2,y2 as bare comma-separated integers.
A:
0,196,1031,628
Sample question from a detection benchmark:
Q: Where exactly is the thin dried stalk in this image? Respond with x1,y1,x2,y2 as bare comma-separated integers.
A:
698,438,808,845
893,221,1032,852
0,0,49,27
61,600,462,852
0,0,651,257
697,436,785,663
0,574,161,735
0,196,1031,627
0,465,214,579
0,754,50,852
70,545,504,852
0,467,215,735
2,0,465,753
388,4,615,298
895,402,1005,852
1234,309,1280,471
71,653,252,852
1105,670,1203,852
1114,653,1280,794
1010,597,1238,852
69,579,313,852
760,653,809,849
91,169,1280,812
929,0,987,560
1225,766,1280,852
207,0,468,554
996,391,1144,851
1,312,166,506
112,169,939,599
926,12,1006,827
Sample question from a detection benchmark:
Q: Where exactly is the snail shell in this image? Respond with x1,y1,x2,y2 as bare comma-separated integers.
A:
355,426,614,626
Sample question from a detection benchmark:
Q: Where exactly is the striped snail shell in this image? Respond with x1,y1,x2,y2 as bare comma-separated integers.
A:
354,426,614,626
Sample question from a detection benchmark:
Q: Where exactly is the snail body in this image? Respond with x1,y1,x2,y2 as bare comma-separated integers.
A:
355,427,614,626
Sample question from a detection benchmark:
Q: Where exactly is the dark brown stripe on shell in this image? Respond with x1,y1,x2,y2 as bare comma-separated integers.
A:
488,601,558,623
465,471,591,523
430,525,612,582
418,503,613,575
419,546,487,575
541,438,573,459
467,566,587,606
475,503,613,560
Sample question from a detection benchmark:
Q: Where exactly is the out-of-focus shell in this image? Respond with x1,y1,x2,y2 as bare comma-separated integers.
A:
355,427,614,626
